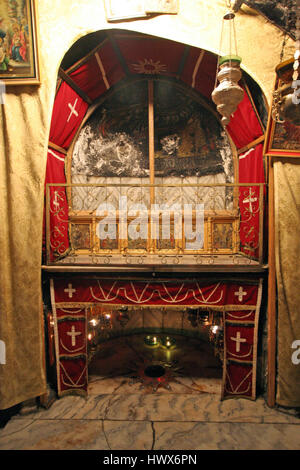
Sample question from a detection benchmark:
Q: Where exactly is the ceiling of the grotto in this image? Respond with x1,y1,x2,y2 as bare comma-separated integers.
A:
56,1,298,136
58,28,267,130
245,1,297,38
60,1,297,72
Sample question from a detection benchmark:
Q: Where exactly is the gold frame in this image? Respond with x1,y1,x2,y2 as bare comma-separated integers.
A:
265,74,300,156
46,182,264,264
0,0,40,85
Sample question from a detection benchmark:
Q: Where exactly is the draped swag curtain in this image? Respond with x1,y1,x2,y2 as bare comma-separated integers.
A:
274,160,300,407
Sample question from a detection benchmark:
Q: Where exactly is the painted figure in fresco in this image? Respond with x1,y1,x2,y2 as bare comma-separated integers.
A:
0,17,7,41
0,37,10,71
0,17,11,71
21,18,28,44
10,22,26,62
160,134,181,156
7,0,18,19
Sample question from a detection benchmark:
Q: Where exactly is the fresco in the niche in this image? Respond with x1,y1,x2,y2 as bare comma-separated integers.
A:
153,82,233,180
72,81,149,178
72,80,233,181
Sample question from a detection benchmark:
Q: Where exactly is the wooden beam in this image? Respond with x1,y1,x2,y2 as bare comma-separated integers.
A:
65,38,108,75
106,31,130,76
58,67,93,105
237,135,265,155
148,79,155,206
56,77,62,94
267,154,276,407
48,141,67,155
176,46,190,79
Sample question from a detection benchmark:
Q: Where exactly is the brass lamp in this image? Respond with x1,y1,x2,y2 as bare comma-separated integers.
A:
272,59,300,126
211,2,244,126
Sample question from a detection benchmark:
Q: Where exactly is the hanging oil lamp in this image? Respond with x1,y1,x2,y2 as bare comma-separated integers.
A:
211,2,244,126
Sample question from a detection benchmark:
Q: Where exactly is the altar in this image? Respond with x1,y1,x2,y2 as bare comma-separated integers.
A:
40,27,269,406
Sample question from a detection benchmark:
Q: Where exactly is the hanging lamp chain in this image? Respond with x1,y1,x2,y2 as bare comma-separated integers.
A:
212,0,244,126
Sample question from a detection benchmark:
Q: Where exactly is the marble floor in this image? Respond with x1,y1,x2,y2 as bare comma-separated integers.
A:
88,334,223,395
0,334,299,450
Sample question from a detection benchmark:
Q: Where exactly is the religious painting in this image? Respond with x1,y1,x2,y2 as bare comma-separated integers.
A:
156,221,176,251
213,223,233,251
0,0,39,84
104,0,148,22
127,228,148,251
71,224,91,251
184,216,205,252
99,225,119,251
153,81,233,179
268,119,300,153
127,238,148,251
72,81,149,178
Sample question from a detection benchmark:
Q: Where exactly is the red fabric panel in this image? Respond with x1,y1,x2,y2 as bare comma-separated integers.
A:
181,47,218,99
55,308,87,395
58,319,86,356
69,43,125,101
53,279,259,307
225,324,254,362
116,37,184,76
70,56,107,101
227,90,263,149
49,82,89,149
59,357,88,394
43,149,69,261
223,362,253,399
239,143,265,184
224,310,256,322
223,284,259,307
238,144,265,259
51,280,262,399
222,307,260,400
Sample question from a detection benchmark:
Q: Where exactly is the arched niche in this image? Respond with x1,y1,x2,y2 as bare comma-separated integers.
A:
67,76,238,214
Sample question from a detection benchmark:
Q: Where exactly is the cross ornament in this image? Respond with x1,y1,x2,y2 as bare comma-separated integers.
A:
67,325,82,347
64,283,76,298
243,189,257,213
67,98,79,122
53,190,64,210
234,286,247,302
230,331,246,353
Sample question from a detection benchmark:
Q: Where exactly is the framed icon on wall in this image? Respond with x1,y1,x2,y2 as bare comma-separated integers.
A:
0,0,40,85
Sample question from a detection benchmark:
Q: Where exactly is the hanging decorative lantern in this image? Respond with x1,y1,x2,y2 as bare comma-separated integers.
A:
211,2,244,126
272,1,300,126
